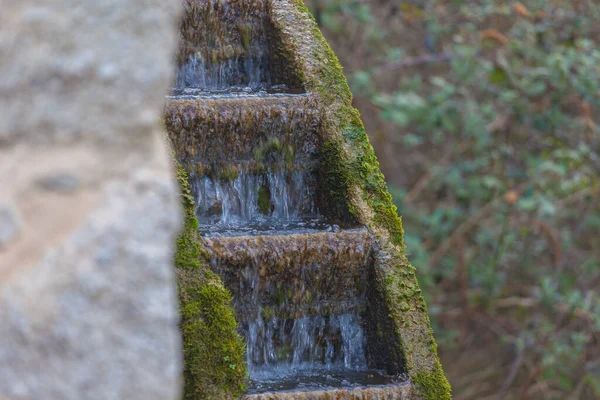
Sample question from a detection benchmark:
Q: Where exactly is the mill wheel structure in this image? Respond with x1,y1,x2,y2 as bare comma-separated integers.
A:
166,0,452,399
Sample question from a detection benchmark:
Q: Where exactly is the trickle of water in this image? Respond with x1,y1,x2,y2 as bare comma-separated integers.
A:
176,51,270,91
190,168,317,233
246,313,367,376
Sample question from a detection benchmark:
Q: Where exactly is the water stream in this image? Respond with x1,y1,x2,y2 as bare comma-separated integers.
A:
190,167,327,236
176,0,272,91
203,230,398,393
168,0,407,394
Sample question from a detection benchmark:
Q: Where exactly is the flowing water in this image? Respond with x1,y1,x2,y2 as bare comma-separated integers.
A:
202,230,401,393
245,314,399,394
167,0,409,395
190,167,328,235
176,49,269,91
175,0,272,91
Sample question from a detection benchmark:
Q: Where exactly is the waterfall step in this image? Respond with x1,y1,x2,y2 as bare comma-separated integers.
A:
168,87,306,99
200,228,407,395
165,93,321,171
189,168,323,234
175,0,302,91
203,229,371,322
167,0,446,398
242,380,413,400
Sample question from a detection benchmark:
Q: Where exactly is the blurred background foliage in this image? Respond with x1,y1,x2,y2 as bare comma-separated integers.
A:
304,0,600,398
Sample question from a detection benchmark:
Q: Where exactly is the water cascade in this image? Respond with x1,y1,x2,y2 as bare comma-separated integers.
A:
165,94,325,235
174,0,301,94
166,0,446,398
202,230,406,393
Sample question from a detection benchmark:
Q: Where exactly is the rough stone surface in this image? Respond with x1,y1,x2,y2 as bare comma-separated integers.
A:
204,230,372,321
0,1,183,400
0,203,21,246
165,95,322,169
242,382,415,400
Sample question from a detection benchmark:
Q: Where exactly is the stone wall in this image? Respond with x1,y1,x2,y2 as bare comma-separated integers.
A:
0,1,183,399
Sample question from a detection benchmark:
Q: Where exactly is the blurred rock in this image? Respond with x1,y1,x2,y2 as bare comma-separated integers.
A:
0,204,21,246
0,1,183,400
36,173,80,193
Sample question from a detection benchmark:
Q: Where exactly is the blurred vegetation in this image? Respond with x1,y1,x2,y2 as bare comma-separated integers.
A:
305,0,600,398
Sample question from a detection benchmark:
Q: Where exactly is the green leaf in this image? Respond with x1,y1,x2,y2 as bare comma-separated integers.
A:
489,66,507,85
403,133,424,147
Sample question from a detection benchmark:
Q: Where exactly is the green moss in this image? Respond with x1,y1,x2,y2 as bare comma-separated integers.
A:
175,164,202,270
237,22,253,51
252,137,296,172
291,1,354,106
282,1,405,249
179,269,247,400
219,165,240,182
254,137,282,163
377,253,451,399
174,163,247,399
320,139,352,212
413,369,453,400
260,306,275,321
283,144,295,171
257,185,271,215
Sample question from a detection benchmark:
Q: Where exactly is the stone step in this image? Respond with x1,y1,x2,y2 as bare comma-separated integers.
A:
175,0,302,90
243,382,414,400
181,156,319,178
203,229,381,370
202,229,372,322
165,94,321,173
166,0,450,398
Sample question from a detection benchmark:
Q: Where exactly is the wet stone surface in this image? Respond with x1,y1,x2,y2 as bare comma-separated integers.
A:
167,2,416,396
168,86,306,99
248,369,408,395
198,217,352,237
203,229,373,321
243,377,412,399
189,168,321,233
165,94,321,169
176,0,302,91
201,229,390,393
176,0,271,90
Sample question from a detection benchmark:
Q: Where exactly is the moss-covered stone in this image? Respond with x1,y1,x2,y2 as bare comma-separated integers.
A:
175,163,202,269
268,1,451,398
177,0,303,89
169,0,450,397
257,185,271,215
165,95,321,170
202,230,372,323
242,383,414,399
174,163,247,399
374,250,452,399
220,165,240,182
